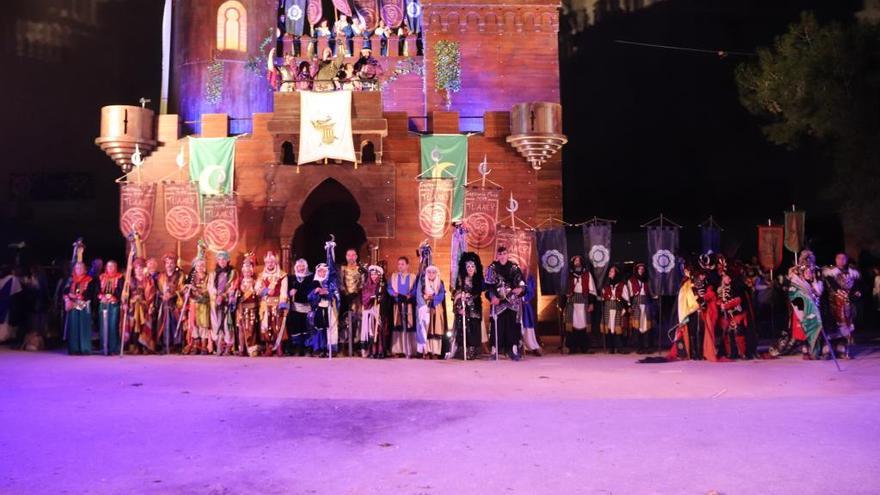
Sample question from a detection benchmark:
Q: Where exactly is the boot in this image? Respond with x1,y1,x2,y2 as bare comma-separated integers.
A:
735,336,747,359
508,345,522,361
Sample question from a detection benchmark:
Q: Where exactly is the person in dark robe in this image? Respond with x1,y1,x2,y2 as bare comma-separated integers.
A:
451,252,483,360
286,258,313,356
485,246,525,361
388,256,417,357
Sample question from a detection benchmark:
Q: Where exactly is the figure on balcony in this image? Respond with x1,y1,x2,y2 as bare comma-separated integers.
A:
279,53,297,92
354,47,383,90
295,60,313,91
374,19,389,56
336,63,361,91
314,47,344,91
315,19,333,53
334,15,353,55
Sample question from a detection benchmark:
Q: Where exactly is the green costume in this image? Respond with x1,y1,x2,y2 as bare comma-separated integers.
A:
64,274,95,355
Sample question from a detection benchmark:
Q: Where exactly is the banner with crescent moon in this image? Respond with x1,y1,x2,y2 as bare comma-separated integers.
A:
380,0,404,27
420,135,467,222
202,195,239,252
495,225,534,276
463,186,499,249
189,137,235,196
119,182,157,241
162,181,201,241
418,178,454,239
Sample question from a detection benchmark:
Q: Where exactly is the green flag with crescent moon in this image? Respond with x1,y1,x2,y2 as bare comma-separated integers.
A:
189,137,235,195
420,135,467,222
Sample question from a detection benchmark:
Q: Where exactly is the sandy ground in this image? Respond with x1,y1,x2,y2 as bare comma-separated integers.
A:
0,347,878,495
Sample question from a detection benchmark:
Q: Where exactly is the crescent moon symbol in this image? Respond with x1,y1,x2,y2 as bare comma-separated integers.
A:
506,194,519,213
478,156,491,177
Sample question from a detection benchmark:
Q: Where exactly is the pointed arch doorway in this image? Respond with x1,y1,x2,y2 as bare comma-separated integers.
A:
291,178,368,268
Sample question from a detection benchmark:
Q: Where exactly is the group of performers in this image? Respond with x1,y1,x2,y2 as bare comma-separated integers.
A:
62,235,862,362
62,240,537,361
562,249,862,362
666,250,860,361
563,257,656,355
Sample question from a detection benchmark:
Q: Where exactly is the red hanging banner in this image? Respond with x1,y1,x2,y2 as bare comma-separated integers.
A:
119,182,156,240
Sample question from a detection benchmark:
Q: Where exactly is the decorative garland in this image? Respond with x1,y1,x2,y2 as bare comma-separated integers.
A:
245,29,275,77
204,57,224,105
381,57,426,89
433,40,461,108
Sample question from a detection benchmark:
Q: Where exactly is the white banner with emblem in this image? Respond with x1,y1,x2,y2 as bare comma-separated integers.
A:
298,90,356,165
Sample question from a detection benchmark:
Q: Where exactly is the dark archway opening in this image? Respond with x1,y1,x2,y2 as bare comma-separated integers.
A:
361,141,376,164
281,141,296,165
292,178,367,268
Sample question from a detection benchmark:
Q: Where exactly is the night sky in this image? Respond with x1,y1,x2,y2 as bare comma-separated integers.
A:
0,0,865,265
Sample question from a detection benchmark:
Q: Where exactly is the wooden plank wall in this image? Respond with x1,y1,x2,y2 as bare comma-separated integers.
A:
134,107,561,325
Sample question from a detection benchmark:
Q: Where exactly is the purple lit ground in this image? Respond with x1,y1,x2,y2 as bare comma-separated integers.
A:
1,347,879,495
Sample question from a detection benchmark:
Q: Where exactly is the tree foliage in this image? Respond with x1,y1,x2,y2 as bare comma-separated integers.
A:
736,12,880,255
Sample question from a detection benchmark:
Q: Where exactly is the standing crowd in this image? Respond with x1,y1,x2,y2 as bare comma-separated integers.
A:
49,241,537,361
1,244,876,363
559,249,867,361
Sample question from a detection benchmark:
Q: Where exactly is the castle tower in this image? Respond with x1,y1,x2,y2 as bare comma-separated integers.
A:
169,0,278,135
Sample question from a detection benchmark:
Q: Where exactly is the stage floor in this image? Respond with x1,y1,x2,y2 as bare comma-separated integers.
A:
1,348,878,495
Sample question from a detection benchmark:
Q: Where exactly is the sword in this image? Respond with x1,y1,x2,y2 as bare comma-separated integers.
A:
400,297,411,358
101,306,109,356
818,324,843,372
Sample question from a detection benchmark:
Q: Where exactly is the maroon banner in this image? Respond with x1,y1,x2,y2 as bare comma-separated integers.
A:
784,210,805,254
162,181,201,241
353,0,378,27
758,225,784,271
380,0,404,28
203,195,239,253
463,187,499,249
307,0,322,26
332,0,352,17
119,182,156,240
418,179,454,239
495,225,534,276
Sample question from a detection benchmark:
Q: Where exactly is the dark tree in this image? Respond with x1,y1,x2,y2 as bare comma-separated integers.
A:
736,12,880,255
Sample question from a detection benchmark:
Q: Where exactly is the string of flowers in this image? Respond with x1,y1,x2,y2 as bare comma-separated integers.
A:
204,57,224,105
245,28,275,77
381,57,426,89
433,40,461,109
